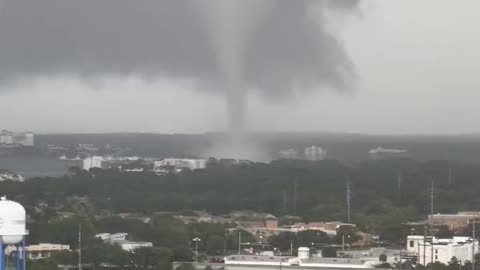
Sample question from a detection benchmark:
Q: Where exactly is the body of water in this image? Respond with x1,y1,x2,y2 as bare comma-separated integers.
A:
0,157,68,179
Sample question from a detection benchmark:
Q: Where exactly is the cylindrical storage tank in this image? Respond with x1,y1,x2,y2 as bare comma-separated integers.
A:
0,198,28,244
298,247,311,259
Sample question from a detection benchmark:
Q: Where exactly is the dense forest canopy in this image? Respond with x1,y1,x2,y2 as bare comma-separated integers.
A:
2,158,479,230
3,158,480,269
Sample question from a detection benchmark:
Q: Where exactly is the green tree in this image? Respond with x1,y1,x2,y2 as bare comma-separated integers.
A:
33,215,96,248
376,262,392,268
82,238,131,267
297,230,331,247
336,225,361,246
436,226,454,239
321,247,337,258
132,247,172,270
172,246,194,262
448,257,460,270
226,229,256,252
268,232,296,252
175,263,196,270
430,262,449,270
474,253,480,266
206,235,225,255
51,250,77,265
28,259,58,270
379,223,409,244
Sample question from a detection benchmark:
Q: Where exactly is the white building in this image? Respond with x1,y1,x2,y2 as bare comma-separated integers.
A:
154,158,207,171
95,233,128,241
304,146,327,161
0,130,13,145
407,236,478,265
96,233,153,252
0,130,34,146
115,240,153,252
225,247,377,269
368,147,408,159
83,156,103,170
24,132,34,146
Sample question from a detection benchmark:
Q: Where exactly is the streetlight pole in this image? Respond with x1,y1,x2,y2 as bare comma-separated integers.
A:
423,225,427,267
193,237,201,262
78,224,82,270
473,222,476,270
238,231,242,255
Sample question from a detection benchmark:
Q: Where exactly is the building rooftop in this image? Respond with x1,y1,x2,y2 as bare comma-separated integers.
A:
224,255,377,268
111,239,152,245
301,257,370,266
225,255,292,263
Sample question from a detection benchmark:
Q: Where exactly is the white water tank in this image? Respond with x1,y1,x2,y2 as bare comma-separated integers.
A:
0,197,28,244
298,247,311,260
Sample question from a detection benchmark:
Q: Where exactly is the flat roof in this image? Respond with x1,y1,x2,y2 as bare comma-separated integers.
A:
225,255,291,263
302,257,368,265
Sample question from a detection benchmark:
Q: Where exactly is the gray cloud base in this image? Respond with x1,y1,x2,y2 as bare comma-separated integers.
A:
0,0,358,96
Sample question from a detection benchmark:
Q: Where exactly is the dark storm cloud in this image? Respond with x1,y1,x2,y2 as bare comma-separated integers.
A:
0,0,358,95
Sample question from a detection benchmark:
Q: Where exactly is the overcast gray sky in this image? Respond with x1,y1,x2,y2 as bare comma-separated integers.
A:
0,0,479,134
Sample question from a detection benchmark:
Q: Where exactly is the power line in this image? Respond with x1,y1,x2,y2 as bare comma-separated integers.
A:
346,179,351,224
431,181,434,217
78,224,82,270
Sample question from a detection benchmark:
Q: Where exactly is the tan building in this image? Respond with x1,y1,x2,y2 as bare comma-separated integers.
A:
264,215,278,229
6,243,71,260
428,212,480,230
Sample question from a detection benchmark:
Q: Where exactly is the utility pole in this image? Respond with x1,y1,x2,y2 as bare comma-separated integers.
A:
282,190,288,214
397,173,403,193
430,181,435,270
293,179,298,216
78,224,82,270
423,225,427,267
431,181,434,218
238,231,242,255
290,240,293,256
448,164,453,185
346,180,351,224
473,221,477,270
193,237,201,262
431,226,434,269
399,241,403,270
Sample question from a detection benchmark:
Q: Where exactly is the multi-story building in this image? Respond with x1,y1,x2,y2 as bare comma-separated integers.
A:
304,146,327,161
154,158,206,172
83,156,104,171
0,130,34,146
24,132,34,146
407,236,478,265
95,233,153,252
0,130,13,145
